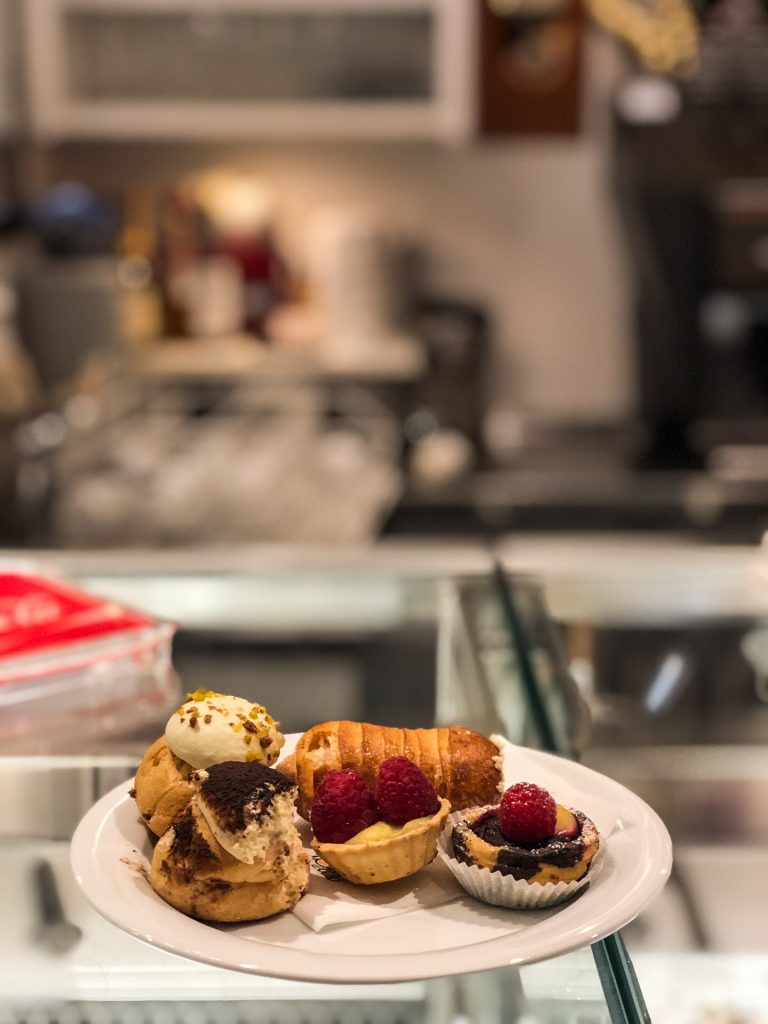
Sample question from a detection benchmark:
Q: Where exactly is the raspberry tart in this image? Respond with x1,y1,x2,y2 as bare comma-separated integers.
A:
440,781,600,909
310,758,450,885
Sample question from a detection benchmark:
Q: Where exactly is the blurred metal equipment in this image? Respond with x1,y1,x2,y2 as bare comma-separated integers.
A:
17,184,122,393
32,859,82,955
410,299,488,455
17,258,121,392
21,377,403,547
613,0,768,472
0,757,137,840
436,572,590,757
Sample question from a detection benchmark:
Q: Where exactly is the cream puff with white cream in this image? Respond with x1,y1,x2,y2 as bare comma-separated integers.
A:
133,691,284,836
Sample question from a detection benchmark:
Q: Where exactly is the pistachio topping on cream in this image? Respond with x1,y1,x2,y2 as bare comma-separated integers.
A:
165,692,284,770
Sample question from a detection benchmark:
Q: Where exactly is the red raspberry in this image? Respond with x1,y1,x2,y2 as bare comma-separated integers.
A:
310,769,379,844
377,756,440,826
499,782,557,845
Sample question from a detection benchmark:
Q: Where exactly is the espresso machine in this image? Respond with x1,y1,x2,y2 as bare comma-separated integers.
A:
612,0,768,470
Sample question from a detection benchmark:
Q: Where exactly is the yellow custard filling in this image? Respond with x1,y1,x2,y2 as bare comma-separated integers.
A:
345,816,434,845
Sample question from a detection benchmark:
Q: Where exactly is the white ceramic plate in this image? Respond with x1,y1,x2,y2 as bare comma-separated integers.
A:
71,735,672,984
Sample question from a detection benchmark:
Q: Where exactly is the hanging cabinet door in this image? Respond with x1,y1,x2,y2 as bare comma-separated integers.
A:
22,0,478,142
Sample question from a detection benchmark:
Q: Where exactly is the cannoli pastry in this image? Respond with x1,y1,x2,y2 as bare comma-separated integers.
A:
150,760,309,922
134,691,284,836
280,720,501,820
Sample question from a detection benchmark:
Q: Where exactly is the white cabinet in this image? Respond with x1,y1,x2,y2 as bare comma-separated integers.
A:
22,0,477,141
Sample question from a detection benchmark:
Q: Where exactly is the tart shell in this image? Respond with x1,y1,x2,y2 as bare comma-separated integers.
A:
312,798,451,885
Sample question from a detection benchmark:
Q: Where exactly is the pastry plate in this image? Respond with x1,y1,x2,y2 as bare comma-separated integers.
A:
70,734,672,984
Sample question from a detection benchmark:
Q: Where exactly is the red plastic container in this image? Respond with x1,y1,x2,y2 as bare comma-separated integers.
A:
0,570,179,753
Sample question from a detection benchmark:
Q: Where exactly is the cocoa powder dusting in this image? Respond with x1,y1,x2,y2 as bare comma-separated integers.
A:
198,760,295,833
167,807,218,881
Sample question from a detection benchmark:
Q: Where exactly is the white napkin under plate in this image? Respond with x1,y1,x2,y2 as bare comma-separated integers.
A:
289,819,463,932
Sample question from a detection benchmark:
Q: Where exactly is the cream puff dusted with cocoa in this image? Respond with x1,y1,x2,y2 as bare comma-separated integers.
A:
192,761,300,868
150,760,309,922
134,691,284,836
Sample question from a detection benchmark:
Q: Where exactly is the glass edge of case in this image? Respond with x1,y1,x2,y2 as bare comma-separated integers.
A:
492,565,652,1024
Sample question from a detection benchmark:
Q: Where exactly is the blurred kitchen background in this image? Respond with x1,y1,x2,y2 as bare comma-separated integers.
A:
0,0,768,548
4,7,768,1020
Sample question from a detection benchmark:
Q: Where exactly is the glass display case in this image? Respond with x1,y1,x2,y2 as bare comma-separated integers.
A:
3,538,768,1023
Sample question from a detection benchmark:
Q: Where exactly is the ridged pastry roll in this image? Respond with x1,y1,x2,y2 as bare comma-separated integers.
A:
280,720,502,820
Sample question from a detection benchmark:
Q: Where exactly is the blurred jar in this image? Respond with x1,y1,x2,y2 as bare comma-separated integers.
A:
169,255,244,338
0,276,38,417
116,190,163,348
306,205,403,355
193,172,287,337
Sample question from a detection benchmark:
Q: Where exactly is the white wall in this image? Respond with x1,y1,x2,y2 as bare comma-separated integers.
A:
49,30,634,422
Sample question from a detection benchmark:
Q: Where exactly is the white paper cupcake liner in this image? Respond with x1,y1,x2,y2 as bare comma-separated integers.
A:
437,808,602,910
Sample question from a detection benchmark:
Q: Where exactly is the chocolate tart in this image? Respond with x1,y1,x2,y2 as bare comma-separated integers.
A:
438,803,601,909
452,804,599,885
